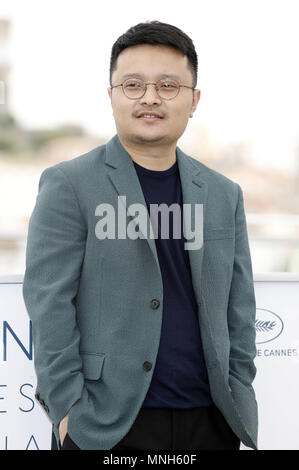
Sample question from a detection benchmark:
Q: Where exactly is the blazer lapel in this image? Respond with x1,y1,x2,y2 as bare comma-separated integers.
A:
105,133,208,306
176,145,208,308
105,134,160,271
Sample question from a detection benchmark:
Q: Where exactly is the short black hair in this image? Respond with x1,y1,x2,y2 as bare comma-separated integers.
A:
109,20,198,88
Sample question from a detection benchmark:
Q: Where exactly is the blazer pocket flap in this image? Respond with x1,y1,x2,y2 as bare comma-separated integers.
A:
204,226,234,241
81,352,105,380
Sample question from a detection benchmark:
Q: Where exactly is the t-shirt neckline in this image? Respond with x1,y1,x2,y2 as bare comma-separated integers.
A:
133,159,178,178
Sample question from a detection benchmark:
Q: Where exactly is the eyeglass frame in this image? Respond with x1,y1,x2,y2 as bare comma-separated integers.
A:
110,77,195,100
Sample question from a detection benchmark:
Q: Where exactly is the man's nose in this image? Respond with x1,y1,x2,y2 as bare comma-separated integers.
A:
140,84,162,104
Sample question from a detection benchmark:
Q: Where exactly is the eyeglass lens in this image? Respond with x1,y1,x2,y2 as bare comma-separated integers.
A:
123,79,179,99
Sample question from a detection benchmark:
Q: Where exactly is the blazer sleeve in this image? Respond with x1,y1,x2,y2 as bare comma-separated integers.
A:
227,183,257,392
22,165,87,426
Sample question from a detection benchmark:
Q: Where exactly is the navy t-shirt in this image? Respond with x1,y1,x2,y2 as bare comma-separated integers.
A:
132,158,214,409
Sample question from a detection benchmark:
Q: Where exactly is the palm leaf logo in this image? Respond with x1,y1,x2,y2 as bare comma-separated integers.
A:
255,308,284,344
255,320,276,332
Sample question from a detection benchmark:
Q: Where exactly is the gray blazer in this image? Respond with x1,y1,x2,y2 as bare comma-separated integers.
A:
22,133,258,450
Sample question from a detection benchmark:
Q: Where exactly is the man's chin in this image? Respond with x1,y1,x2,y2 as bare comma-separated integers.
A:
131,132,167,144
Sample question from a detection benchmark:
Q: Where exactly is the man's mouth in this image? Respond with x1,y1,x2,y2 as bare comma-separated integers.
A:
137,114,164,121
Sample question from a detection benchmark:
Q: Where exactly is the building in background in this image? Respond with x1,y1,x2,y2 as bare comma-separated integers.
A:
0,18,11,109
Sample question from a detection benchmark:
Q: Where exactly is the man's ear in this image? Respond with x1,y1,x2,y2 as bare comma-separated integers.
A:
190,89,201,117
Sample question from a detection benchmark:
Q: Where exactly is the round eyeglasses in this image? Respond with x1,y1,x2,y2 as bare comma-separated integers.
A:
110,78,195,100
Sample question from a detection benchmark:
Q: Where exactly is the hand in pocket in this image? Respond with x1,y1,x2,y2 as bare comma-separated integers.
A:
59,413,69,447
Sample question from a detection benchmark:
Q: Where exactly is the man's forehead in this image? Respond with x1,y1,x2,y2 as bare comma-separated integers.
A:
120,72,182,81
113,47,191,82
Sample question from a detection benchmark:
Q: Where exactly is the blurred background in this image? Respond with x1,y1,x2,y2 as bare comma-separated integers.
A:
0,0,299,276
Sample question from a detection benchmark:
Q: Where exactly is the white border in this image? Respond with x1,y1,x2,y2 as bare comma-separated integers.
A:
253,272,299,282
0,274,24,283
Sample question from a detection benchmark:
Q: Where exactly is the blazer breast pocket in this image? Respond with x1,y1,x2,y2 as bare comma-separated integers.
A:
80,352,105,381
204,226,234,241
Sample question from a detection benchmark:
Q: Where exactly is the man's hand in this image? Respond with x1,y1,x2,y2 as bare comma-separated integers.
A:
59,413,69,447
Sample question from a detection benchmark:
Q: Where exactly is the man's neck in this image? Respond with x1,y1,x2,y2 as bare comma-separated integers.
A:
118,135,177,171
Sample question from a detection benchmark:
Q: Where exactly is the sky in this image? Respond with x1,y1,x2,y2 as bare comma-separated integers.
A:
1,0,299,172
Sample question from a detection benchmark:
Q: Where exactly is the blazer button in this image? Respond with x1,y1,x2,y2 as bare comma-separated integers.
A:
44,404,49,413
150,299,160,309
143,361,152,371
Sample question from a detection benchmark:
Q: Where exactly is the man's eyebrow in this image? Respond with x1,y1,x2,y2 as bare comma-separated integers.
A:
120,73,182,81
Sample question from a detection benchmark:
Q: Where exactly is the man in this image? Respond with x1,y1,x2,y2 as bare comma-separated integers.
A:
23,20,258,451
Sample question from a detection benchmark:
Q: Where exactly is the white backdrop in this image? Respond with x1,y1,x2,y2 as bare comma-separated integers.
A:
0,273,298,450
